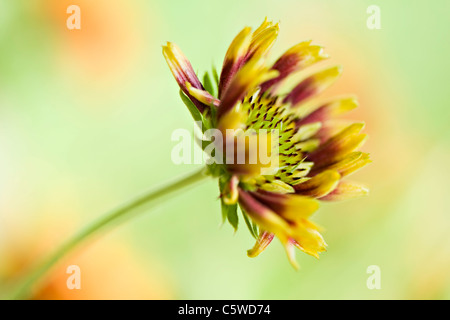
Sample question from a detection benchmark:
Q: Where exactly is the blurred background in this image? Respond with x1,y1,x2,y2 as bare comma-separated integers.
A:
0,0,449,299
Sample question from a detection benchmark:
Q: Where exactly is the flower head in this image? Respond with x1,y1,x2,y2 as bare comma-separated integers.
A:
163,19,371,268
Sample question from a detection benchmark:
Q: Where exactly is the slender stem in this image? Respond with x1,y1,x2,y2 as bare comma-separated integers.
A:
8,168,208,300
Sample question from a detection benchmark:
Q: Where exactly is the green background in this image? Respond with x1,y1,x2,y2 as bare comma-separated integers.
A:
0,0,449,299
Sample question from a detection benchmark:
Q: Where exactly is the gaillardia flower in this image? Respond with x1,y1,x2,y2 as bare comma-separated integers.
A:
163,18,371,268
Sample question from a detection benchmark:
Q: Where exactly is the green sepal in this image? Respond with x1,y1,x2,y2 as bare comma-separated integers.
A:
180,89,216,134
218,175,238,231
221,201,238,231
241,208,258,239
203,72,216,98
179,89,204,126
206,162,224,177
212,65,219,89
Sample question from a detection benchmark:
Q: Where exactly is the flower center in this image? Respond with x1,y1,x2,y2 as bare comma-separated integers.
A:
238,92,315,191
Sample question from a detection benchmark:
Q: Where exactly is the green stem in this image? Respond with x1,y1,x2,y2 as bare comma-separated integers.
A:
8,168,208,300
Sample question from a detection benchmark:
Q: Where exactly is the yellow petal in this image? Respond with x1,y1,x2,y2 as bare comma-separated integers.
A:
291,223,327,259
219,27,253,97
247,231,274,258
312,151,372,177
308,123,368,166
224,27,252,64
186,82,220,107
282,239,300,270
162,42,207,111
259,179,295,194
261,41,329,93
293,122,322,141
295,139,320,153
238,189,292,237
218,57,278,119
295,96,358,119
252,191,320,221
294,170,341,198
222,175,240,205
321,181,369,201
247,22,279,60
285,66,343,106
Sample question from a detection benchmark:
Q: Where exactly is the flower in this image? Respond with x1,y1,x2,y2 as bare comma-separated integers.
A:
163,18,371,268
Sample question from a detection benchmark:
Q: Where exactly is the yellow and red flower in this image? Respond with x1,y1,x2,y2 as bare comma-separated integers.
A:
163,18,371,268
